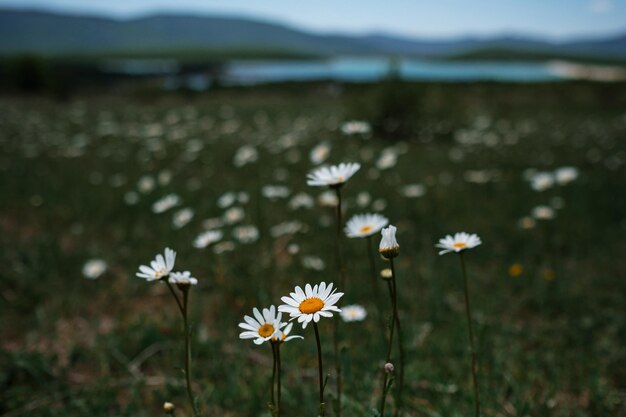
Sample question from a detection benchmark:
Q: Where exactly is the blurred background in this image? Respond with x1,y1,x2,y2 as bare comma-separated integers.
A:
1,1,625,417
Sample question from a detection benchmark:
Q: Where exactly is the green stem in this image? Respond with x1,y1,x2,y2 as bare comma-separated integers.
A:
182,288,199,417
270,343,277,414
367,236,387,334
460,252,481,417
380,258,398,417
313,322,325,417
332,186,345,416
390,259,405,417
276,344,282,417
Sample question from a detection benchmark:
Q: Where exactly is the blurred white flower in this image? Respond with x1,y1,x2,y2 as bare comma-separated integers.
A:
223,207,245,224
372,198,387,212
345,213,389,238
310,142,331,165
530,172,555,192
137,175,156,194
270,221,306,238
356,191,371,207
400,184,426,198
288,192,315,210
213,241,236,254
194,229,223,248
340,120,371,135
554,166,579,185
152,194,180,214
318,190,339,207
233,225,260,243
218,192,236,208
124,191,140,205
172,208,194,229
518,216,536,230
202,217,224,229
302,255,326,271
157,170,172,186
262,185,290,200
233,145,258,167
307,162,360,187
531,205,556,220
340,304,367,322
376,148,398,170
82,259,107,280
435,232,481,255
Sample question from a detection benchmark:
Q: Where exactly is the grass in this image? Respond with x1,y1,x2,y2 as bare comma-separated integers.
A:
0,81,625,417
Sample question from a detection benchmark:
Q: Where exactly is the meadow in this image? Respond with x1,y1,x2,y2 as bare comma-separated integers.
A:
1,81,625,417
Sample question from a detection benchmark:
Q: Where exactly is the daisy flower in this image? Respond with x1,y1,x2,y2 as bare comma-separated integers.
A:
345,213,389,238
168,271,198,286
271,322,304,344
278,282,343,329
193,229,223,249
436,232,482,255
306,162,360,187
340,304,367,322
238,306,284,345
379,225,399,258
136,248,176,281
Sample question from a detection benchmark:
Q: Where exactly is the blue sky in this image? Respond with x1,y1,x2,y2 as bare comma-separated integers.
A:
1,0,625,39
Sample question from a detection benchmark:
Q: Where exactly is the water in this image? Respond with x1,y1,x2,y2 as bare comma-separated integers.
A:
224,56,564,84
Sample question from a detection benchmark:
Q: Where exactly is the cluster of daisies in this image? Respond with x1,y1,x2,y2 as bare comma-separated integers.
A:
135,161,482,416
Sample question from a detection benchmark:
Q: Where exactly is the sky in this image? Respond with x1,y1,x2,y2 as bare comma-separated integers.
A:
1,0,625,40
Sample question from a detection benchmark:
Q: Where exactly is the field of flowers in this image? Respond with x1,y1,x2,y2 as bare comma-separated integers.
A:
1,82,625,417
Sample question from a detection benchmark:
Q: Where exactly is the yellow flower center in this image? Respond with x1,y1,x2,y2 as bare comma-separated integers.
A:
258,324,275,338
299,297,325,314
359,225,373,234
453,242,467,249
337,176,344,182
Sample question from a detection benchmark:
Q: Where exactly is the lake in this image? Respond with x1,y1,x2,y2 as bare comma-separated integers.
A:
224,56,566,84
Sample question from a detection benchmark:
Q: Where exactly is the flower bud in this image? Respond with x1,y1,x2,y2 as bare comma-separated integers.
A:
384,362,395,374
379,225,399,259
380,268,392,280
163,402,175,413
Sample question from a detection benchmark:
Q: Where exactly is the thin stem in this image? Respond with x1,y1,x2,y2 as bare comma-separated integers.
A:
367,236,387,334
332,186,345,416
313,322,325,417
166,281,184,315
390,259,405,417
460,252,481,417
182,288,199,417
270,343,277,413
276,344,282,417
380,258,398,417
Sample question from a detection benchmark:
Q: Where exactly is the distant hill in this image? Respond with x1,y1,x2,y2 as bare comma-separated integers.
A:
1,8,625,60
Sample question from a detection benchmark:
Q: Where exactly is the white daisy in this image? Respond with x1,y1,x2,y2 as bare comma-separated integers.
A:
306,163,361,187
271,322,304,344
379,225,399,258
238,306,285,345
435,232,482,255
136,248,176,281
168,271,198,286
278,282,343,329
345,213,389,238
340,304,367,322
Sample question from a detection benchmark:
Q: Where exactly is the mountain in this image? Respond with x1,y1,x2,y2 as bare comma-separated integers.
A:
1,8,625,59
